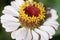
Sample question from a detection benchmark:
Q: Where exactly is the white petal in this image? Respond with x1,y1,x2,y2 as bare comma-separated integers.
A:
52,22,59,30
35,29,49,40
11,1,19,10
2,23,20,32
1,14,19,23
2,6,19,17
1,14,20,32
25,29,32,40
11,27,28,40
2,21,20,32
32,30,39,40
15,0,24,6
50,9,58,20
39,26,55,39
43,19,59,30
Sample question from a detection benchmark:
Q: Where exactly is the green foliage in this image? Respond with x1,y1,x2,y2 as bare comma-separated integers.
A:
0,0,60,40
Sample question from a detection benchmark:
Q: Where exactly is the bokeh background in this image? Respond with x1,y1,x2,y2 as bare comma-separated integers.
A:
0,0,60,40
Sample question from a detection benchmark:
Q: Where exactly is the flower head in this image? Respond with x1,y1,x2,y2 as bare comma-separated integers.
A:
1,0,59,40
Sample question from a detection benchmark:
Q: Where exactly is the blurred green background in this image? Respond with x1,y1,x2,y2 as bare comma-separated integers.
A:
0,0,60,40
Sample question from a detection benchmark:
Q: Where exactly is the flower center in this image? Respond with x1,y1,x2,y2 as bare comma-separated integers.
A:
19,1,46,29
24,6,40,17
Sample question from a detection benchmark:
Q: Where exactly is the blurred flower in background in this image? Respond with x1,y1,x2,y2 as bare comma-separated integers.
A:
0,0,60,40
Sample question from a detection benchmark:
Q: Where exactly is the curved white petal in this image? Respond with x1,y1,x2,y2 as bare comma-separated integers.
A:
1,14,20,32
2,23,20,32
39,26,55,39
11,27,28,40
52,22,59,30
2,6,19,17
25,29,32,40
32,30,39,40
35,29,49,40
50,9,58,20
15,0,24,6
11,1,19,10
1,14,19,23
43,19,59,30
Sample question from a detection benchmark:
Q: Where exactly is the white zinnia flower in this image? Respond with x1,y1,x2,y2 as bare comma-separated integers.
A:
1,0,59,40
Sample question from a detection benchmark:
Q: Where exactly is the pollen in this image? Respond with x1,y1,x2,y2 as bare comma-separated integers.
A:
18,1,46,29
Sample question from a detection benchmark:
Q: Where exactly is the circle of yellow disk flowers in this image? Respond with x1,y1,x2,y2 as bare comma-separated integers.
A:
19,1,46,24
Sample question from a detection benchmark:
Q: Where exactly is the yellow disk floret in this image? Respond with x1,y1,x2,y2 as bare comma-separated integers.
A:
19,1,46,24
